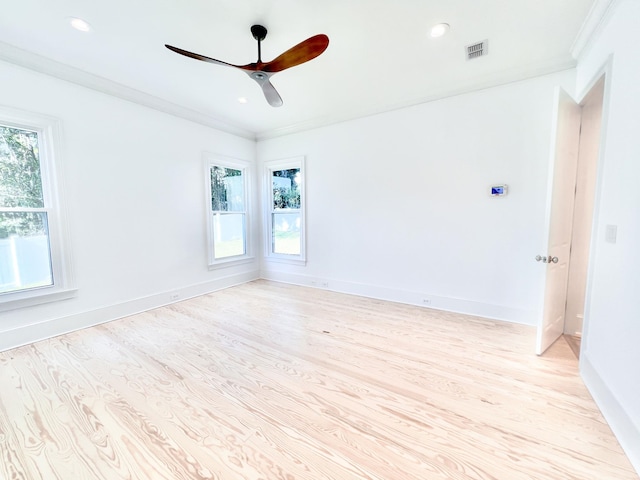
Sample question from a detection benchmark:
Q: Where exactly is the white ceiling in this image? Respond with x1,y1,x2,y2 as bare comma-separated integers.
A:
1,0,595,139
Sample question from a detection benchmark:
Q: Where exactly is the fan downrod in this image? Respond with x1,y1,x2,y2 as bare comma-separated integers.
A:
251,25,267,63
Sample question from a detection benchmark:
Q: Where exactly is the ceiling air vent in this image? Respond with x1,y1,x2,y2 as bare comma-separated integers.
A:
466,40,488,60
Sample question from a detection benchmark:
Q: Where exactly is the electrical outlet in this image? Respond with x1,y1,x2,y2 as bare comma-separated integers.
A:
320,281,329,288
170,293,180,301
422,298,431,305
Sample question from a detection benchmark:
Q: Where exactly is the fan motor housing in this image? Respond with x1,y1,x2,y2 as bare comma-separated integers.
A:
251,25,267,41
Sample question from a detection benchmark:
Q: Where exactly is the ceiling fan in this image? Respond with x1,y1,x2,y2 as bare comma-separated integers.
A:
165,25,329,107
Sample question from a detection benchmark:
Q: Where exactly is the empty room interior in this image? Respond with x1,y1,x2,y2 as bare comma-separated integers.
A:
1,0,639,479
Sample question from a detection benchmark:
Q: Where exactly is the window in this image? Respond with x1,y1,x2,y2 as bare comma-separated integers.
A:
205,155,252,267
0,109,74,311
265,157,305,263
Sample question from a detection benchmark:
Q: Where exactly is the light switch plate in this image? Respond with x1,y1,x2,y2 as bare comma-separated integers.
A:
605,225,617,244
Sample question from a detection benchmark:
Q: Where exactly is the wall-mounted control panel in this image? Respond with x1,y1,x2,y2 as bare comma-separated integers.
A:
490,184,508,196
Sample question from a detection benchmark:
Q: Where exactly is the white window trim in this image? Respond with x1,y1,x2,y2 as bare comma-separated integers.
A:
203,153,254,269
264,156,306,265
0,107,76,312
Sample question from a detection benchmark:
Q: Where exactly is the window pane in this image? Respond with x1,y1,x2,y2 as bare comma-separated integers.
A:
272,212,300,255
0,212,53,294
0,125,44,208
213,213,245,259
272,168,300,210
211,166,244,212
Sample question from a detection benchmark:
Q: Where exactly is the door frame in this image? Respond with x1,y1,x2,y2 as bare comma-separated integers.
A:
574,57,614,360
536,57,612,356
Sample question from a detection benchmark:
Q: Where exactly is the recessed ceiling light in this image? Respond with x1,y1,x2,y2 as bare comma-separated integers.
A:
430,23,450,38
238,97,248,104
69,17,92,32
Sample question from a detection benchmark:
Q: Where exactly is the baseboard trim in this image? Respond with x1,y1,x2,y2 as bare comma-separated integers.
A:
581,353,640,475
261,270,535,325
0,270,260,353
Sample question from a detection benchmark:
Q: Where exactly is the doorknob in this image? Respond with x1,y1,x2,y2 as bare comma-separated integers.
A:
536,255,558,263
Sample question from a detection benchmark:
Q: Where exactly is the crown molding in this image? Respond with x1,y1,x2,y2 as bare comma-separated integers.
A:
0,40,580,144
256,56,578,141
571,0,621,61
0,41,255,141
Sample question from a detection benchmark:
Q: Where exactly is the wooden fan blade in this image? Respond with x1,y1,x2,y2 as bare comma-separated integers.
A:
165,44,247,69
262,34,329,73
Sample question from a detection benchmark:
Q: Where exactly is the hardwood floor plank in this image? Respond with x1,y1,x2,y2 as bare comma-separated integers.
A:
0,378,32,480
0,280,636,479
52,315,383,479
99,317,472,479
182,288,623,458
164,298,630,479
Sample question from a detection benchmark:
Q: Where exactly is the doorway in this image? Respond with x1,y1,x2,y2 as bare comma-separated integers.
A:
562,76,605,358
536,75,605,356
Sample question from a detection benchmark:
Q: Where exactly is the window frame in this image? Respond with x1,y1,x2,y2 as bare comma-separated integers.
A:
0,107,75,312
204,153,253,269
264,156,306,265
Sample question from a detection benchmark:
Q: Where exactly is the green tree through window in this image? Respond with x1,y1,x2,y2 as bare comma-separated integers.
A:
0,126,46,238
272,168,300,209
208,164,247,261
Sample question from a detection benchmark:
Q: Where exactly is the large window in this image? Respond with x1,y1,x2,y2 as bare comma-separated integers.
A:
205,155,252,267
265,157,305,263
0,109,74,311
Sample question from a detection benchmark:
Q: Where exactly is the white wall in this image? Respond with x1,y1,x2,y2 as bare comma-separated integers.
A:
258,71,576,325
574,0,640,471
0,61,258,351
0,12,636,472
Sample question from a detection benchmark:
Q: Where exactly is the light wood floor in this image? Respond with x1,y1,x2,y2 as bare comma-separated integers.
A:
0,280,636,480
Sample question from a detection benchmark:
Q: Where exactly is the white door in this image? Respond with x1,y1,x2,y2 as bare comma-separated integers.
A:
535,88,582,355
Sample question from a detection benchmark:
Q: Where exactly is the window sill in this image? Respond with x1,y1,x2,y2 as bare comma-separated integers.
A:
0,286,78,313
208,256,256,270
